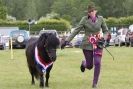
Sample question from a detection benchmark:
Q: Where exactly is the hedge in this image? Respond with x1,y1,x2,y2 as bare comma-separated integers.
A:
0,18,71,31
1,16,133,31
105,16,133,27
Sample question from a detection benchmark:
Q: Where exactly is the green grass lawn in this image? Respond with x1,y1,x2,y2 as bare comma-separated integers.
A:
0,47,133,89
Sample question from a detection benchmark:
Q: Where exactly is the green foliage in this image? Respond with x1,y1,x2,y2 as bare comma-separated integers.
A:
105,17,119,26
2,0,133,26
62,15,72,24
93,0,126,17
106,16,133,27
52,0,92,25
124,16,133,24
36,18,71,31
0,18,71,31
25,0,38,19
45,12,60,19
2,0,28,20
123,0,133,16
2,0,54,20
2,0,133,27
0,7,6,19
35,0,54,18
0,0,6,19
1,15,133,31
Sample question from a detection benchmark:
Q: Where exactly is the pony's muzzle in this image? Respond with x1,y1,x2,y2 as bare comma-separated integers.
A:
50,56,56,61
48,49,57,61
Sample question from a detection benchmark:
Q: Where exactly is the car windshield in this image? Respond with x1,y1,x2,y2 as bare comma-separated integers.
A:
39,30,59,38
11,31,26,37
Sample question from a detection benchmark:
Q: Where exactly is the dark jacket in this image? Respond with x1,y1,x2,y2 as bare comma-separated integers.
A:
66,15,108,50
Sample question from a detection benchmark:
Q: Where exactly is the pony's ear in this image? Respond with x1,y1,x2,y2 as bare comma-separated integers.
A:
37,33,48,48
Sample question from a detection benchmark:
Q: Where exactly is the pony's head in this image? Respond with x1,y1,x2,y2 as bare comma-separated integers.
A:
37,33,60,62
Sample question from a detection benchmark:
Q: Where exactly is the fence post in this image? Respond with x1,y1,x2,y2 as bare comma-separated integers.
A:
10,37,13,59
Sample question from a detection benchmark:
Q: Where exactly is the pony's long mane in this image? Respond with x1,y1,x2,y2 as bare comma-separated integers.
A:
36,33,60,62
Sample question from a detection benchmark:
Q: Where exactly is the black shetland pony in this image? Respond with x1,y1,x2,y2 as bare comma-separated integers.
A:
25,33,60,88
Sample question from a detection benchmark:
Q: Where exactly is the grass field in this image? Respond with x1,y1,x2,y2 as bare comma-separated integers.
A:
0,47,133,89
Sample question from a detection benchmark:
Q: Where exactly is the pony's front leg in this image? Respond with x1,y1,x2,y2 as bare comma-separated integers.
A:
45,65,53,87
40,73,44,88
45,72,49,87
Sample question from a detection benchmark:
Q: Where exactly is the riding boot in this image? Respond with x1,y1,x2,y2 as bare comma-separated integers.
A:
80,60,85,72
92,51,102,88
92,83,97,88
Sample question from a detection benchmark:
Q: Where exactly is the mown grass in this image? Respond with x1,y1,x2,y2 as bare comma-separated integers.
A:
0,47,133,89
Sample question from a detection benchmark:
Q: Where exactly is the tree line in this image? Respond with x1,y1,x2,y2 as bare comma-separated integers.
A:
1,0,133,25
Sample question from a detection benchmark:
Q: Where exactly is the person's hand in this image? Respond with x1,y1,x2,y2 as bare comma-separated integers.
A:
61,41,68,49
97,38,105,49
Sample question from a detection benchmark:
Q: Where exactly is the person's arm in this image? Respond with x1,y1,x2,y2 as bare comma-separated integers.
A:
101,16,108,33
101,16,109,40
61,17,85,49
65,17,85,42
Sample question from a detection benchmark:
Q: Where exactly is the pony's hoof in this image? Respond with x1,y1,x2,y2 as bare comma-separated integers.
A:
31,82,35,85
40,85,44,88
40,83,44,88
45,85,49,87
92,84,97,88
45,83,49,87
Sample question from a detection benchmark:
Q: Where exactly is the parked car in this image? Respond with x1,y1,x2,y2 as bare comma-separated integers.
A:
39,29,63,48
114,28,128,46
109,33,116,46
0,35,6,50
73,34,84,48
9,30,30,48
125,31,133,47
39,29,59,38
125,25,133,47
129,24,133,32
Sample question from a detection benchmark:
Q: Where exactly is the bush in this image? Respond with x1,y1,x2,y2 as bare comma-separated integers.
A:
0,18,71,32
1,16,133,32
106,16,133,27
105,17,119,26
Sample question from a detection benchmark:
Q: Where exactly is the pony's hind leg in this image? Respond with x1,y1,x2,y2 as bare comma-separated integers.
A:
45,65,53,87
